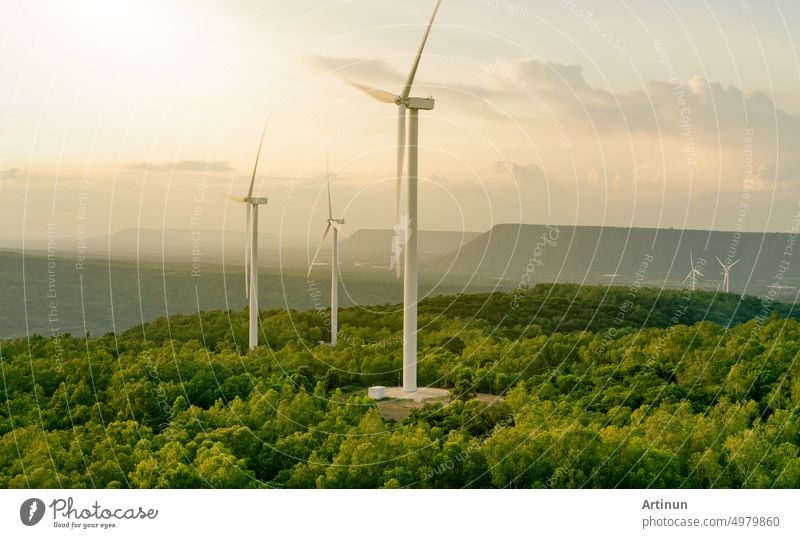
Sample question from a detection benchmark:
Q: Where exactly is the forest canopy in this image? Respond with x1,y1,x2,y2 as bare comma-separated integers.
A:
1,283,799,488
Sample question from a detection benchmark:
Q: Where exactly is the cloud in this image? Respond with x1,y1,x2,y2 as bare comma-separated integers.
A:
479,58,800,149
0,168,21,180
515,59,593,94
125,161,233,173
305,51,800,209
586,168,623,191
465,58,800,202
748,162,800,192
303,54,402,84
494,161,547,183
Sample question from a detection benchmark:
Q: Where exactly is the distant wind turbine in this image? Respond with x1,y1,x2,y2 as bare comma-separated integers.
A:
347,0,442,393
307,160,345,346
716,257,739,293
683,251,704,291
233,122,270,349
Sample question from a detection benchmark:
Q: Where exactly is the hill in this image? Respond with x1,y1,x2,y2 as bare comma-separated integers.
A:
339,229,482,267
437,224,800,299
2,284,800,488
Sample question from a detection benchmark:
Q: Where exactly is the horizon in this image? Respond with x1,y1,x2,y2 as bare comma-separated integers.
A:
5,220,800,244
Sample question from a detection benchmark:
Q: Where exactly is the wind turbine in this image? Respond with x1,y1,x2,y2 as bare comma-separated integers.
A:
307,160,345,346
234,123,270,350
348,0,442,393
683,251,704,291
716,257,739,293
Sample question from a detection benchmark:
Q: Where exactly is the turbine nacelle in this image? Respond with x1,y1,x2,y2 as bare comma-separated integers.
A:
245,197,269,205
400,96,435,110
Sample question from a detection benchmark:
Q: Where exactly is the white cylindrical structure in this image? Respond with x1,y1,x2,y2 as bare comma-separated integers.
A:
249,204,259,350
368,386,387,400
331,225,339,347
403,109,419,393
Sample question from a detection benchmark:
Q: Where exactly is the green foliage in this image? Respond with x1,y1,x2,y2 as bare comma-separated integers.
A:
2,284,800,488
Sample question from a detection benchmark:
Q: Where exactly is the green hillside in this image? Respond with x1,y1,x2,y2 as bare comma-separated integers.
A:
2,284,800,488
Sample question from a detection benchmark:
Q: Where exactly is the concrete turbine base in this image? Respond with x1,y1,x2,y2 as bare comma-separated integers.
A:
383,386,450,404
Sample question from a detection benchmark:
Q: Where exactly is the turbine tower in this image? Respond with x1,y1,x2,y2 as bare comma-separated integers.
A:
349,0,442,393
234,122,270,350
683,251,704,291
308,160,345,346
716,257,739,293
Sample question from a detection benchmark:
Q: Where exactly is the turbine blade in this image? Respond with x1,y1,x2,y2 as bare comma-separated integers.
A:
346,79,397,104
248,118,270,199
716,256,724,267
307,223,333,278
401,0,443,101
729,259,740,268
327,157,333,221
230,195,246,203
689,250,694,268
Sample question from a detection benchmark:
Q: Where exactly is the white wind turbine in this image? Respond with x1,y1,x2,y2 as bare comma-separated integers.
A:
234,123,270,350
307,160,345,346
716,257,739,293
683,251,704,291
348,0,442,393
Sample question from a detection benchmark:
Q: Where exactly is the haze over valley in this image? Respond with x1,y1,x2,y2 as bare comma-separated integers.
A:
4,222,799,339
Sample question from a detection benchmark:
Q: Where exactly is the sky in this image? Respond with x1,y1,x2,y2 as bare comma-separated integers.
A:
1,0,800,244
